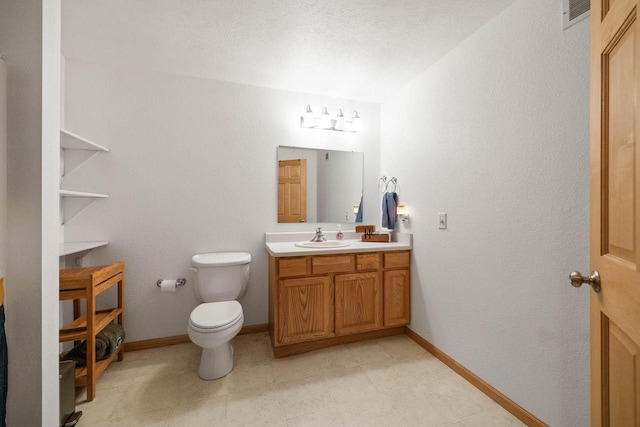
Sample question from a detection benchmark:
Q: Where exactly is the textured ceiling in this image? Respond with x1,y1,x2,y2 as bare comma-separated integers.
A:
62,0,515,102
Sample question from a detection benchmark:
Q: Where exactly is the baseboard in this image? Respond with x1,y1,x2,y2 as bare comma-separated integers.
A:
239,323,269,335
273,326,406,358
124,334,190,352
406,328,547,427
124,323,269,352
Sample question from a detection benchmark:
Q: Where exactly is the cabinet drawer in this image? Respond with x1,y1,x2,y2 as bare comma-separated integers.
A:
357,253,380,271
312,255,355,274
383,251,410,269
278,257,308,277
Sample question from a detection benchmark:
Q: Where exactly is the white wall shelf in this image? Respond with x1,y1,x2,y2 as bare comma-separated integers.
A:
60,241,109,257
60,129,109,152
60,190,109,225
60,189,109,199
59,129,110,257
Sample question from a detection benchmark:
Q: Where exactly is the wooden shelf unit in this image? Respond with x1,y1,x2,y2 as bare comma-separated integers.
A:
59,262,125,401
74,351,119,388
59,308,123,342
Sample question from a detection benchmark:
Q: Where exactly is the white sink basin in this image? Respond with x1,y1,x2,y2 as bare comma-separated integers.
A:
295,240,351,248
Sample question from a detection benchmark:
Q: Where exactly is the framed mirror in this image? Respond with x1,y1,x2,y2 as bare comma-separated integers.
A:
278,146,364,224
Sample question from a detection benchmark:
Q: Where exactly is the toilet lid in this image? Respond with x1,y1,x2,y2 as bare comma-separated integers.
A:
191,252,251,267
190,301,243,330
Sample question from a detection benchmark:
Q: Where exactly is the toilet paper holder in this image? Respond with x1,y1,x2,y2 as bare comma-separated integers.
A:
156,278,187,288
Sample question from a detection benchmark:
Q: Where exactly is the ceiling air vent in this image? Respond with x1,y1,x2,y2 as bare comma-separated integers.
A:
563,0,590,29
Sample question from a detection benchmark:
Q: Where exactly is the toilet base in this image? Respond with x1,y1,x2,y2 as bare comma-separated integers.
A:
198,341,234,380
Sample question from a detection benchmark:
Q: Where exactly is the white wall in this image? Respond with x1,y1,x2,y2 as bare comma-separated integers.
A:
42,3,62,423
63,58,380,342
0,1,61,425
381,1,590,425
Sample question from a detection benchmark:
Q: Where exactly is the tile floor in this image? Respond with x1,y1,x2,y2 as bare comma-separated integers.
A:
75,333,524,426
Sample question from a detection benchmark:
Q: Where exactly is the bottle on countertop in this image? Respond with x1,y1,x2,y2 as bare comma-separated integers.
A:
336,224,344,241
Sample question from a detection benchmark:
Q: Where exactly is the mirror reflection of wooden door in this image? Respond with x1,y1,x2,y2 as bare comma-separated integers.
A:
589,0,640,425
278,159,307,223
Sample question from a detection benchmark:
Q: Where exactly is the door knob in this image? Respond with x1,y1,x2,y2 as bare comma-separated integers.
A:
569,270,601,293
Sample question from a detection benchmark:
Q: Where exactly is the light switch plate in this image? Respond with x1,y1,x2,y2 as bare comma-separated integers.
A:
439,213,447,229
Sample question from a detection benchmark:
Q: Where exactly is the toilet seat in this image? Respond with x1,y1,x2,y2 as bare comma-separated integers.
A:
189,301,243,332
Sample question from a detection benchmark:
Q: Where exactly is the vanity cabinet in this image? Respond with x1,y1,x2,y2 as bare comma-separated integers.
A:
269,250,410,357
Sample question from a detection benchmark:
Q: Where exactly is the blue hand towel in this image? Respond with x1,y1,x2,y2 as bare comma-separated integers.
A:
355,197,363,223
381,192,398,229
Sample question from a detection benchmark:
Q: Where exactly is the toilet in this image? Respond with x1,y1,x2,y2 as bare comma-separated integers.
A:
188,252,251,380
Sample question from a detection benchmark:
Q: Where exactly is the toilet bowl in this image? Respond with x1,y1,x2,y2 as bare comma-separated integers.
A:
188,301,244,380
188,252,251,380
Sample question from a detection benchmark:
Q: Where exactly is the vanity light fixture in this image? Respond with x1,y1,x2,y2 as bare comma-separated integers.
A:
319,106,332,129
353,205,359,215
300,105,361,133
397,204,409,223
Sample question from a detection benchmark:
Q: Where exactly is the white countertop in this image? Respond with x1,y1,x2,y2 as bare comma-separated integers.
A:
265,231,412,257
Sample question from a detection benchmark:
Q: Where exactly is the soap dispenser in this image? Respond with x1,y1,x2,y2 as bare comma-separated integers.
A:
336,224,344,241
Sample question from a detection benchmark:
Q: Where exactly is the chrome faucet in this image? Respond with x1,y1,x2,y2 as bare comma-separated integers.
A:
310,227,326,242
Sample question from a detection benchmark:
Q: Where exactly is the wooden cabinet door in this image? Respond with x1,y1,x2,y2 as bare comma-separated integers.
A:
335,272,382,335
383,269,410,327
590,1,640,425
276,276,333,345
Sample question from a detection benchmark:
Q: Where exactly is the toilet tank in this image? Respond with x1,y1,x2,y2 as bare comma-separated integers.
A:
190,252,251,302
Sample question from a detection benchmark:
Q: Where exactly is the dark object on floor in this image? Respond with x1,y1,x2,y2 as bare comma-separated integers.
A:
0,301,7,427
63,323,125,366
59,360,82,426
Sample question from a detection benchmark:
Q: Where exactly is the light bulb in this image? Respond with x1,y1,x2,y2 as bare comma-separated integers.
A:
335,109,345,131
319,106,332,129
351,110,362,132
397,204,409,223
302,104,316,128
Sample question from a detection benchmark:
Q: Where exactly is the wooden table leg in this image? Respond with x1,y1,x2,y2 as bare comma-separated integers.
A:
117,276,124,362
86,285,96,401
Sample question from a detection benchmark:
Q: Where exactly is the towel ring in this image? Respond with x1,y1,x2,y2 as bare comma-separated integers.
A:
386,178,397,193
379,176,388,194
379,176,399,193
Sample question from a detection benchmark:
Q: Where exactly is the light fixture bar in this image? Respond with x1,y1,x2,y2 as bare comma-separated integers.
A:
299,105,361,133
